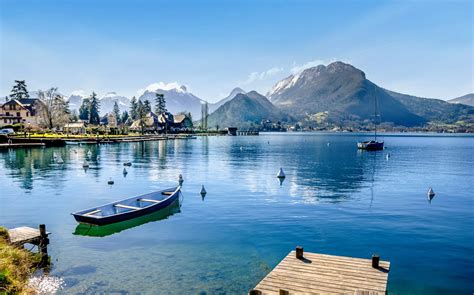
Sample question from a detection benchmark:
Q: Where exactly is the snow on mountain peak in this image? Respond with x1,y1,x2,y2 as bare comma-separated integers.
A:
70,90,87,97
137,82,188,96
103,92,118,98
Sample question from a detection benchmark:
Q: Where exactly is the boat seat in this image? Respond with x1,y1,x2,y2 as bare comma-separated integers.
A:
84,209,101,216
162,191,174,195
138,198,161,203
114,204,141,210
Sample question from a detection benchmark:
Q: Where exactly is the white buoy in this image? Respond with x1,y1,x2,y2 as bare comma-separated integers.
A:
277,168,286,178
327,142,330,147
123,168,128,175
87,150,92,158
108,178,114,185
178,174,184,185
82,160,89,168
200,185,207,195
427,187,435,199
386,153,391,160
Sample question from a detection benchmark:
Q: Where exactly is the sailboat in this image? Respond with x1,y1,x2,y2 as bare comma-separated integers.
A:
357,85,384,151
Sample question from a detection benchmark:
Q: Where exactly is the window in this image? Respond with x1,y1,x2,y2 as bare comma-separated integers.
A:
3,119,6,123
26,112,29,117
17,112,20,117
5,112,9,116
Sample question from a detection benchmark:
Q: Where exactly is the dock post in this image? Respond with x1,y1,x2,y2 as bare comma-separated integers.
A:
279,290,289,295
296,246,304,259
39,224,49,265
372,254,380,268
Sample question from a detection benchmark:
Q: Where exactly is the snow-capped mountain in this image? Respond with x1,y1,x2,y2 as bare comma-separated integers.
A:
209,87,246,113
67,91,129,115
100,92,129,115
137,82,203,119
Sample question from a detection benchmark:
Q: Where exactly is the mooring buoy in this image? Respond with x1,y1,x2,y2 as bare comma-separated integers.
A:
108,178,114,185
200,185,207,195
178,174,184,185
427,187,435,200
123,168,128,175
277,168,286,178
82,160,89,168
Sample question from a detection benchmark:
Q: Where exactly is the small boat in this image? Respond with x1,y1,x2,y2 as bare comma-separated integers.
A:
72,186,181,226
357,140,384,151
357,85,384,151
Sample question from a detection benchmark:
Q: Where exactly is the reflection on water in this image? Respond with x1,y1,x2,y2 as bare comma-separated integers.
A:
1,134,473,294
73,199,182,237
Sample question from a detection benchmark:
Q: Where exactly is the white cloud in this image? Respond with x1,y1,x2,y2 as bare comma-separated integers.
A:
242,66,284,85
136,82,187,96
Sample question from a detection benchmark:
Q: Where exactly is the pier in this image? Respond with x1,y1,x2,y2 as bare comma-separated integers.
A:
0,142,45,149
251,247,390,295
7,225,50,264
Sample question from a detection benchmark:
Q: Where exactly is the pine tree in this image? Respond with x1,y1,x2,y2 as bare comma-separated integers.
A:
88,92,100,125
79,98,90,121
144,100,152,113
121,111,129,125
9,80,30,100
113,101,121,124
137,100,147,134
130,96,138,120
155,93,166,114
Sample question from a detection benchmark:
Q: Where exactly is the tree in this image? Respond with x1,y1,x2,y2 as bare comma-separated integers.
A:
113,101,121,124
37,87,70,129
10,80,30,100
155,93,166,114
121,111,129,125
129,96,138,120
79,98,90,121
143,99,152,113
88,92,100,125
70,110,79,122
137,100,147,134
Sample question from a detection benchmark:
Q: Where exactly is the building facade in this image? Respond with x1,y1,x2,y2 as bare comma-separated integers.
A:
0,98,42,127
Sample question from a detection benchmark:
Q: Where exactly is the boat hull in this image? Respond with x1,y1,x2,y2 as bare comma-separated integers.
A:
357,141,384,151
72,187,180,226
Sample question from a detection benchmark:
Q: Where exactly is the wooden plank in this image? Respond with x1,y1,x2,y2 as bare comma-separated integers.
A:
8,226,50,245
114,204,141,210
138,198,161,203
252,251,390,295
83,209,101,216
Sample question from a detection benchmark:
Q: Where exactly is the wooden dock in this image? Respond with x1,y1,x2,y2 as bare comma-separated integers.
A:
0,143,45,149
8,226,50,245
251,248,390,295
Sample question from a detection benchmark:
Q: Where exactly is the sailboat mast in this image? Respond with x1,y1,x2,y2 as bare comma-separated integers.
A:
374,85,378,141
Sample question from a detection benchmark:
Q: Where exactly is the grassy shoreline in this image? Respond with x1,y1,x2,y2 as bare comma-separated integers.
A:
0,227,41,294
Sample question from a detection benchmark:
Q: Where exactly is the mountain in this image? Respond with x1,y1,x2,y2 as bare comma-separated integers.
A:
99,92,129,115
385,90,474,124
268,61,426,127
207,91,292,128
137,83,203,120
448,94,474,107
209,87,246,113
67,92,130,115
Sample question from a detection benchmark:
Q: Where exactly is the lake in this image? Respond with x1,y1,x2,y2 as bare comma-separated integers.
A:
0,133,473,294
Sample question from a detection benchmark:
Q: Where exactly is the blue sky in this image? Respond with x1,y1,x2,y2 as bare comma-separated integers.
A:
1,0,472,102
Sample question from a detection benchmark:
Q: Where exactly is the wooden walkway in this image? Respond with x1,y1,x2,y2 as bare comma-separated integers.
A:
252,250,390,295
8,226,50,245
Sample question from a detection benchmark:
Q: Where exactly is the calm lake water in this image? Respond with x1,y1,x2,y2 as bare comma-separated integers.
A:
1,133,473,294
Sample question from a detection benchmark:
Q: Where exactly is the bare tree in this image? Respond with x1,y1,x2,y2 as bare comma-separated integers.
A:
38,87,70,129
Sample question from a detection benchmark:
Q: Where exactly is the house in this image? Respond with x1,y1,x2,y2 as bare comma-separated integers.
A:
173,114,193,130
227,127,238,136
130,112,160,131
0,98,42,127
64,121,87,134
99,113,118,128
